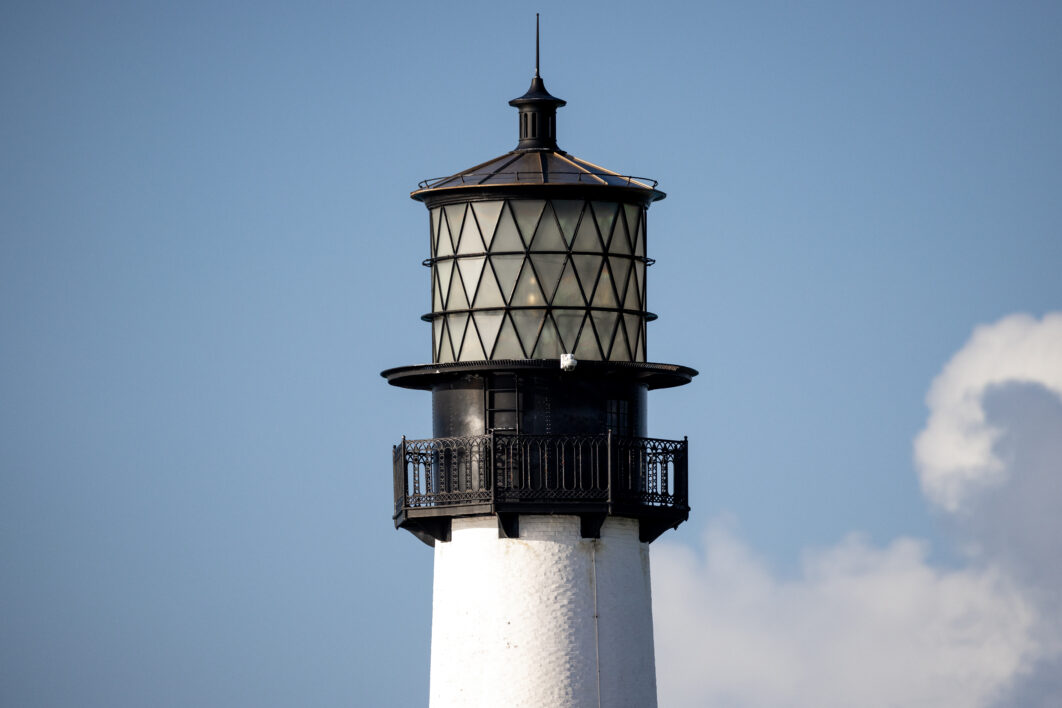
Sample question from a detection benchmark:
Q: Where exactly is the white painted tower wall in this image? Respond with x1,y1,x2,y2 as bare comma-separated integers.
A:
429,515,658,708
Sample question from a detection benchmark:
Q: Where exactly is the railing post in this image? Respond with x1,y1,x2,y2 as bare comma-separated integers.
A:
489,430,496,508
402,436,409,505
606,429,613,505
392,444,398,515
677,435,689,508
393,435,408,516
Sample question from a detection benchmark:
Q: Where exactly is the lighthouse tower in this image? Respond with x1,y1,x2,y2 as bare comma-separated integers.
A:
384,21,696,708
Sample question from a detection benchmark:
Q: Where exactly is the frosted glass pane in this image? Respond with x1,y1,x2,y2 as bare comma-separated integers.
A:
447,268,469,311
632,209,645,257
609,207,631,254
433,316,443,361
610,320,632,361
457,257,485,304
510,259,545,307
574,321,602,360
471,201,504,250
491,255,524,303
572,207,603,253
609,256,632,305
430,207,441,257
572,254,602,301
437,320,453,363
443,204,466,251
553,260,585,307
491,202,524,253
492,314,524,360
447,313,469,359
639,323,646,361
474,312,504,358
624,314,642,362
511,309,545,357
433,269,442,312
635,262,646,308
530,202,566,251
510,200,545,247
591,311,618,359
623,266,640,311
552,200,583,246
591,202,618,249
437,211,453,257
437,260,454,309
473,265,505,309
530,253,566,303
592,261,618,308
457,205,483,255
554,310,585,352
624,204,642,255
533,315,561,359
459,318,486,360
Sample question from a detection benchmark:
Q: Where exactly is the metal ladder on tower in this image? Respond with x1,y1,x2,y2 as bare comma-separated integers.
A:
485,374,520,495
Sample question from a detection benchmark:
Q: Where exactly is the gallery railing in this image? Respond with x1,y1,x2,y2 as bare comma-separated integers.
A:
392,432,688,518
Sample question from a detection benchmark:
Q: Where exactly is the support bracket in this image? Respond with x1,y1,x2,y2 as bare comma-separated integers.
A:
580,513,607,539
497,512,520,539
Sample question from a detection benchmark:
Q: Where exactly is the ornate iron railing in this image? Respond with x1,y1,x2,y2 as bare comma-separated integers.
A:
393,432,687,517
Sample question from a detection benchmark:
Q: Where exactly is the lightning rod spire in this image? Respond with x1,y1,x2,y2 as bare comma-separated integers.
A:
535,13,540,77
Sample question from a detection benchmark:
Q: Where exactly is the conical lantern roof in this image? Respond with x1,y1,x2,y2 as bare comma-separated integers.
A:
412,22,664,203
413,150,663,194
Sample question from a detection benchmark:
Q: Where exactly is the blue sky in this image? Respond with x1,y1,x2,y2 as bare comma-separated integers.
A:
2,2,1060,706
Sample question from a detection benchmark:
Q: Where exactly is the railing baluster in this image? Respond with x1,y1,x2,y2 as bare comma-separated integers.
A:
489,430,496,507
410,441,420,505
677,436,689,508
606,429,614,505
450,444,457,494
662,453,670,501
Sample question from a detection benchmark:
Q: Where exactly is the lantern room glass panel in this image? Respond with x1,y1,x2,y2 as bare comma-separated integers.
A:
426,198,651,364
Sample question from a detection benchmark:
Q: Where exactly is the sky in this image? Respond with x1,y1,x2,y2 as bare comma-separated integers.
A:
1,2,1060,706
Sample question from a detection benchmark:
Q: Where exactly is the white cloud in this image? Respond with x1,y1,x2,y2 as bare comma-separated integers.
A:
653,312,1062,708
654,523,1036,708
914,312,1062,513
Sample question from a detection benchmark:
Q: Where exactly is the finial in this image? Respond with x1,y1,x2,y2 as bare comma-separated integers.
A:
510,13,565,151
535,13,540,78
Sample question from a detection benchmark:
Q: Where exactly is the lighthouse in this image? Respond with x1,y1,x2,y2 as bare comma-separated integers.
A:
384,20,696,708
